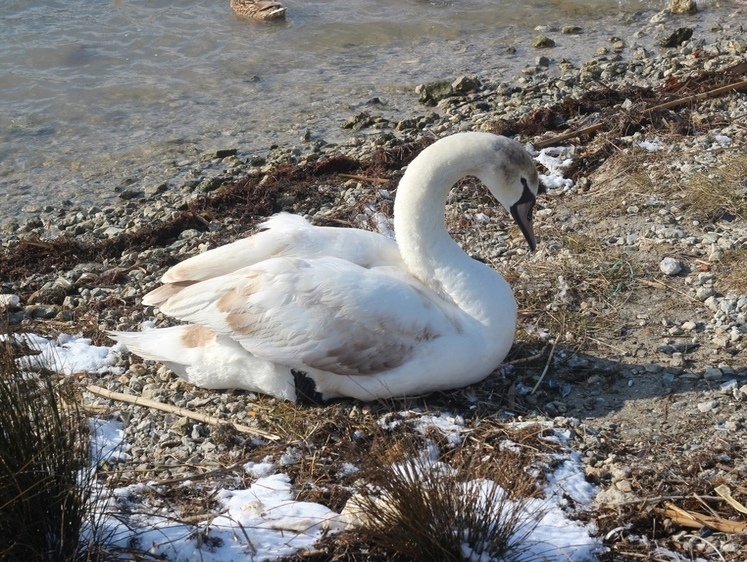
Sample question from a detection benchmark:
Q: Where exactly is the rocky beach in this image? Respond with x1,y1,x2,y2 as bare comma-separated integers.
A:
2,2,747,560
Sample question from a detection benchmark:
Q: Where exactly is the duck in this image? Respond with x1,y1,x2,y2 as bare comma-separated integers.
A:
110,132,542,403
230,0,286,21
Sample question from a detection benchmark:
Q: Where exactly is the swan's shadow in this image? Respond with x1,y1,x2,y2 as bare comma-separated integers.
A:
333,343,745,422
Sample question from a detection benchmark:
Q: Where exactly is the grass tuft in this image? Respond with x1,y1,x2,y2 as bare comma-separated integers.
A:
0,335,112,561
349,438,543,562
684,154,747,221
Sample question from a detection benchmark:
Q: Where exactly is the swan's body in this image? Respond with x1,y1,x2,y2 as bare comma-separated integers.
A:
110,133,541,402
230,0,286,21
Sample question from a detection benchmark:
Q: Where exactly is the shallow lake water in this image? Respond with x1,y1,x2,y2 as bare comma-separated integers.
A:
0,0,707,225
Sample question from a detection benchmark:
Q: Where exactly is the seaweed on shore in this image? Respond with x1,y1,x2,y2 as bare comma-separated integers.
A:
3,61,745,287
0,139,431,288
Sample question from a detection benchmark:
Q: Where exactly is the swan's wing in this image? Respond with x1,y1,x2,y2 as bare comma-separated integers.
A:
157,256,459,377
145,213,400,306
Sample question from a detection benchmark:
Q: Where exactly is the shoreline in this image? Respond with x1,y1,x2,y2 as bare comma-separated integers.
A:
2,1,745,230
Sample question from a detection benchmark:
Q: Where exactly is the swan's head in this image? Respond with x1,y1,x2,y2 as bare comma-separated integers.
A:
478,135,543,252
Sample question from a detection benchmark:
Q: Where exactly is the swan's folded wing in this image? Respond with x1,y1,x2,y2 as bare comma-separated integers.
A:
145,214,400,306
157,256,458,377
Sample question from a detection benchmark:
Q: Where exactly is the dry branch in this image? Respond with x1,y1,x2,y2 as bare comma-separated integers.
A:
338,173,391,184
657,501,747,534
86,385,281,441
534,78,747,149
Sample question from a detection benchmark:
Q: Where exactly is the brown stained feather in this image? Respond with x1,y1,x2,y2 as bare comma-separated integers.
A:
216,283,262,335
212,281,443,377
181,325,218,348
143,281,196,306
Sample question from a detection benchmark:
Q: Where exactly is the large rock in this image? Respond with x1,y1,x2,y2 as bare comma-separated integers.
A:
669,0,697,14
658,27,693,48
532,35,556,48
416,81,454,106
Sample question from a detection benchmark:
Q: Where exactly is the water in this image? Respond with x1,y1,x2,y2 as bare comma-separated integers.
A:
0,0,670,226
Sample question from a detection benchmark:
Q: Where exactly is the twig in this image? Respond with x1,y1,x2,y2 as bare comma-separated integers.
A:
338,173,391,184
642,78,747,114
657,501,747,534
533,77,747,149
637,278,705,306
531,336,558,394
504,343,550,366
533,122,605,149
20,240,54,249
85,385,281,441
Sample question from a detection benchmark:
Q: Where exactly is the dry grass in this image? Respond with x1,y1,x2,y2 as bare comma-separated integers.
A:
716,248,747,294
0,335,116,561
517,238,638,347
275,417,569,561
351,444,542,561
682,154,747,221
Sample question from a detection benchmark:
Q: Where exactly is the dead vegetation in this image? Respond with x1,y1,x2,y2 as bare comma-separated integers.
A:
683,154,747,222
0,336,115,561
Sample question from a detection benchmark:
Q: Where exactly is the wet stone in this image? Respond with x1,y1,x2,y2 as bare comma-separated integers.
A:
532,35,556,48
658,27,694,48
669,0,697,15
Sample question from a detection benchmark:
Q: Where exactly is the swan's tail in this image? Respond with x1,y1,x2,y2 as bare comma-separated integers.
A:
108,325,296,399
108,325,210,376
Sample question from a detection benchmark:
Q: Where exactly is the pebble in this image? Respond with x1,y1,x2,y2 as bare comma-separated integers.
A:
0,294,20,307
659,257,682,276
669,0,697,15
697,400,719,413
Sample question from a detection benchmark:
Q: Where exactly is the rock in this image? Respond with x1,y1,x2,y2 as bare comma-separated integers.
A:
0,294,20,307
657,342,700,355
669,0,697,15
697,399,718,413
25,304,60,319
103,226,124,237
341,111,376,130
561,26,583,34
703,367,723,381
614,479,634,493
700,290,717,304
451,75,481,94
659,257,682,275
416,81,454,106
117,188,145,200
214,148,238,159
28,285,67,305
658,27,694,48
596,486,636,505
532,35,556,49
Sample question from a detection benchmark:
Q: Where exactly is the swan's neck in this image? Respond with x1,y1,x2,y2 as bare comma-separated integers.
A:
393,138,514,326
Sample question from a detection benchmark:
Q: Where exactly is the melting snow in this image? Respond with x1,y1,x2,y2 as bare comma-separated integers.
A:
20,333,602,561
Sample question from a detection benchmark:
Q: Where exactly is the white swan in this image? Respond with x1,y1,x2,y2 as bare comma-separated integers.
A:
110,132,541,402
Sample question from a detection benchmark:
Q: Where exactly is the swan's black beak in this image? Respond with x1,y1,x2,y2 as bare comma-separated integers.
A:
510,181,537,252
